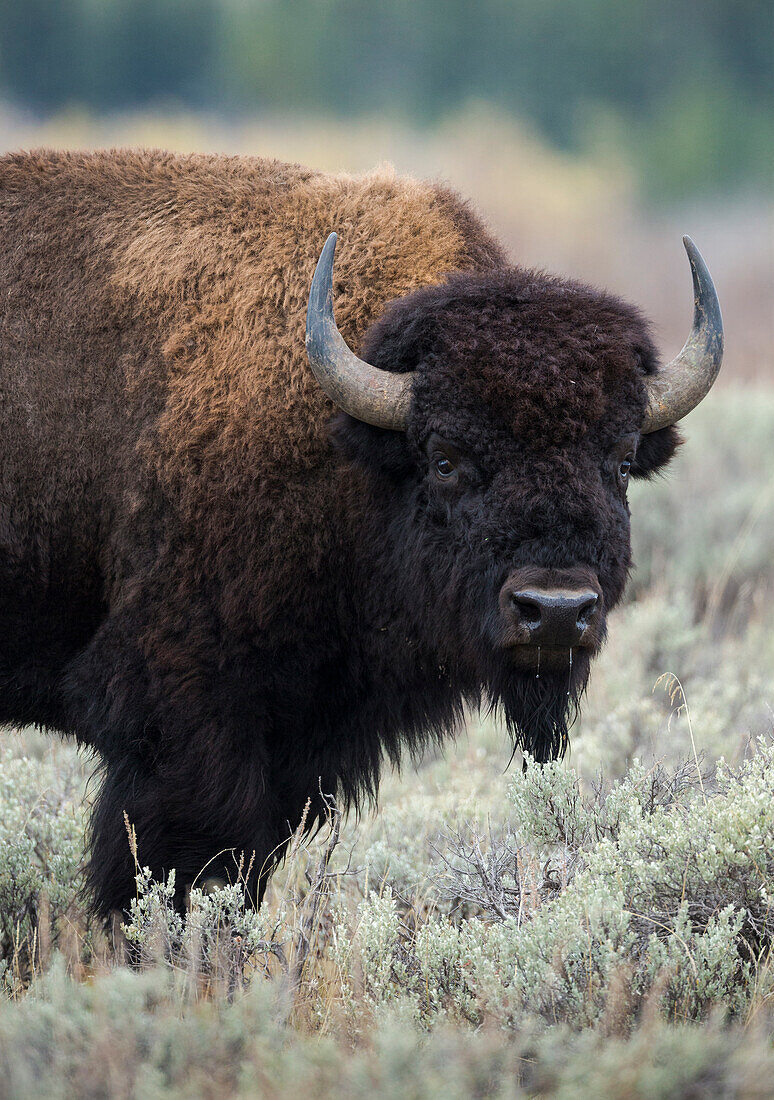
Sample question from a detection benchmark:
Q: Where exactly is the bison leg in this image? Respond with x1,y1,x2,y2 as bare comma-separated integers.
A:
87,750,284,920
64,603,311,919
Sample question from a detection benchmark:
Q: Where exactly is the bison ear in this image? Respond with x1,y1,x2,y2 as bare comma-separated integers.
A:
631,425,682,479
360,299,440,375
330,413,415,479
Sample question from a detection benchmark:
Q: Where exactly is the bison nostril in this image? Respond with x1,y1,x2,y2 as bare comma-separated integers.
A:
511,594,542,627
577,593,599,628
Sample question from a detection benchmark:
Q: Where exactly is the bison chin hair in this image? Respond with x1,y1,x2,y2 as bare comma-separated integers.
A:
483,650,591,764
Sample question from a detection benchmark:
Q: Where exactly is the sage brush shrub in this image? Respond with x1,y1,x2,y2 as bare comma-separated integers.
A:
122,869,299,992
484,750,774,1025
7,960,774,1099
358,780,500,908
345,745,774,1029
0,744,86,988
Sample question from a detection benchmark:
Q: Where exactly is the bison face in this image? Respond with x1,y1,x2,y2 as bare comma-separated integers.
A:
329,270,679,759
307,236,721,761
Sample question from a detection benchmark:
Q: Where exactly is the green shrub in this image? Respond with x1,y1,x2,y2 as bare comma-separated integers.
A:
3,960,774,1098
0,744,87,991
337,744,774,1031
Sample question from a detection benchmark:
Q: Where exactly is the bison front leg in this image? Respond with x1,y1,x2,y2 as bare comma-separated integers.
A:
86,747,282,921
64,600,301,919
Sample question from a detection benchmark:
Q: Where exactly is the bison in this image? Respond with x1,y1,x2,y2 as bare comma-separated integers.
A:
0,150,722,917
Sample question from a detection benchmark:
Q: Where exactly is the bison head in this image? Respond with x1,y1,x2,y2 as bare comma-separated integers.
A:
306,236,722,761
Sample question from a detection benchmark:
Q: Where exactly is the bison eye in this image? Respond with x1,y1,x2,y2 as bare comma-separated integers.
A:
619,455,633,483
433,454,456,480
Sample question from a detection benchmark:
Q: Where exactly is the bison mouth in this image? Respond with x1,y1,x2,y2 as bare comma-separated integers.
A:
505,642,595,674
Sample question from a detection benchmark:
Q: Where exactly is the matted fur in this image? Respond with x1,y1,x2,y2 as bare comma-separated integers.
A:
0,149,677,916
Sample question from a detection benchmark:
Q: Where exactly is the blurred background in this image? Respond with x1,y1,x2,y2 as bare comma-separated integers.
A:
0,0,769,379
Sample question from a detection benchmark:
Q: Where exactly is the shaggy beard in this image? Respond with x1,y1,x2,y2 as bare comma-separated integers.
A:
486,653,590,763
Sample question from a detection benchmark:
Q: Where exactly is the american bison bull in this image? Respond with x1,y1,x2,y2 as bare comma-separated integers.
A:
0,150,722,917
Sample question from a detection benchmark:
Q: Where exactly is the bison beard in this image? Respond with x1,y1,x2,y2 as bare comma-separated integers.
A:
488,657,589,763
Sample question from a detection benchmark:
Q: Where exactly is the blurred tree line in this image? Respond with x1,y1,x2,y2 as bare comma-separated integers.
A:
0,0,770,198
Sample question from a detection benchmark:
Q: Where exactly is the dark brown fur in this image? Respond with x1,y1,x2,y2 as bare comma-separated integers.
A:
0,150,677,916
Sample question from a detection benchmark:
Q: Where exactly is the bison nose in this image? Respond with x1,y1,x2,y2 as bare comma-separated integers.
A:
506,587,600,647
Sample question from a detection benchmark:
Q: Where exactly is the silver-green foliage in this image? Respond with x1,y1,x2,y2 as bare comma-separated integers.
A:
6,959,774,1099
0,744,86,989
122,868,291,989
348,743,774,1029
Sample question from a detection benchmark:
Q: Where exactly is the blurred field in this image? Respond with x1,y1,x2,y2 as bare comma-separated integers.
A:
0,112,773,1094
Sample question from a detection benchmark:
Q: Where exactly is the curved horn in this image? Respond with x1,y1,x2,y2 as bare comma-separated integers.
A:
305,233,412,431
642,236,723,433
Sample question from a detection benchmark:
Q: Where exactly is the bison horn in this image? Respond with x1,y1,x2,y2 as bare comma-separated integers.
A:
305,233,412,431
642,236,723,433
